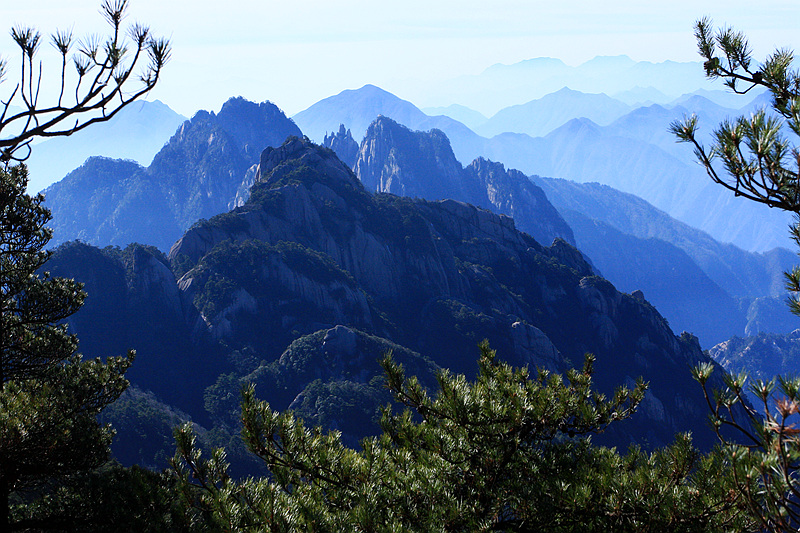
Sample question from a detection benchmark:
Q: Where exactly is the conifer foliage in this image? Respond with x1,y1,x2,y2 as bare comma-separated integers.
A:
672,18,800,533
0,1,168,528
0,164,133,529
174,343,751,532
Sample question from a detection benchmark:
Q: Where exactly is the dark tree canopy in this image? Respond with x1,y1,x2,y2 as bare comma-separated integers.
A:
0,1,168,529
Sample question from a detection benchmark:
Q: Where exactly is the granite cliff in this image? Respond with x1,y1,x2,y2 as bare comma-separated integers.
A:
354,116,575,248
44,97,302,250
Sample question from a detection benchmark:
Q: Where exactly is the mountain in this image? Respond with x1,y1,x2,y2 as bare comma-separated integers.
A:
612,86,671,106
562,211,746,346
421,104,488,130
43,97,302,251
409,55,716,116
291,84,487,165
25,100,187,193
166,136,733,449
532,177,795,301
45,136,748,469
476,88,631,138
533,176,797,345
354,116,574,247
294,84,792,252
709,330,800,405
351,117,792,346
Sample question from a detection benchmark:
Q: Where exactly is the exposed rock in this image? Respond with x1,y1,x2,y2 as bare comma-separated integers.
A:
354,116,575,247
167,136,733,450
323,124,360,168
45,98,302,251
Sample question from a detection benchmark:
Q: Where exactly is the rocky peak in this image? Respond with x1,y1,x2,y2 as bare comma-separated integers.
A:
323,124,360,169
355,116,574,247
256,136,363,192
355,116,467,200
215,97,302,158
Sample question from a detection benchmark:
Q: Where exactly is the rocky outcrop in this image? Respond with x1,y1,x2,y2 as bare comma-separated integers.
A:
354,116,575,247
323,124,360,168
168,136,733,450
45,98,302,251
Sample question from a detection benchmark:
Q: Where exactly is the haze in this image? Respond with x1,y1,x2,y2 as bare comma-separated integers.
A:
3,1,799,117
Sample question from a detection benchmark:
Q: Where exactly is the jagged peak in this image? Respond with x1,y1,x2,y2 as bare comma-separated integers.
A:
467,156,505,174
256,136,363,191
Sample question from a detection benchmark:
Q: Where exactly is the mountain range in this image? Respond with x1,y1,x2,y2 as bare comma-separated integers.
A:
46,135,744,473
42,96,797,348
292,83,789,253
43,97,302,250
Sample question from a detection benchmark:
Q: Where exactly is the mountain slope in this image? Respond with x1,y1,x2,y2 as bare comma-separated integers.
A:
165,136,734,450
294,84,791,251
43,97,302,250
476,87,631,138
25,100,186,193
354,116,574,247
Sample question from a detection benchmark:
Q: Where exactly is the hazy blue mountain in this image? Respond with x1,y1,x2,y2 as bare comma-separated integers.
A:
509,115,795,252
43,97,302,250
291,84,487,165
612,86,671,106
421,104,488,130
166,136,731,450
295,84,791,251
25,100,186,193
669,88,766,110
533,175,797,345
410,55,716,116
710,330,800,405
532,176,795,301
476,88,631,138
562,210,747,347
354,116,574,247
46,136,750,467
352,117,791,346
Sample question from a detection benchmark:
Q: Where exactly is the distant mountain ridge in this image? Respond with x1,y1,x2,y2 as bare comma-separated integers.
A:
411,55,719,117
292,83,791,252
25,99,187,193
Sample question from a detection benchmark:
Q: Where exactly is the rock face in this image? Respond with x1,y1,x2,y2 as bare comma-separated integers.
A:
323,124,360,168
354,116,575,248
44,97,302,251
166,136,732,450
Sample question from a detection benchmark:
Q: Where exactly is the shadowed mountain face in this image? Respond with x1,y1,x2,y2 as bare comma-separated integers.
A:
45,136,747,467
323,124,359,168
532,176,797,346
354,116,575,248
348,117,793,346
43,97,302,251
162,136,732,450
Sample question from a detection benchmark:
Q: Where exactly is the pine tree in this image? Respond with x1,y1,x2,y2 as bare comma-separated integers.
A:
173,343,752,531
0,1,169,528
671,18,800,532
0,164,133,530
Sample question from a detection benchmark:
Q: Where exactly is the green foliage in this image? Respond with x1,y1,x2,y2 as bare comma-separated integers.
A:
675,18,800,533
0,163,133,528
10,463,215,532
174,343,751,531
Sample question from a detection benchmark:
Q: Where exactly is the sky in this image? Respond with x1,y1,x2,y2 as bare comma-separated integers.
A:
2,1,799,117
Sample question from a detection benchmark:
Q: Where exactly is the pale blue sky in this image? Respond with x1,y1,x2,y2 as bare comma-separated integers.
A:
4,1,799,116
